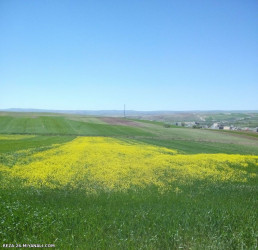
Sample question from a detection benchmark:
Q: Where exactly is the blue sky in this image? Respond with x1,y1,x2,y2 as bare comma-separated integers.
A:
1,0,257,111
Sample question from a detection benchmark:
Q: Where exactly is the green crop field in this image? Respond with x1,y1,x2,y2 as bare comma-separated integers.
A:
0,112,257,249
0,115,152,136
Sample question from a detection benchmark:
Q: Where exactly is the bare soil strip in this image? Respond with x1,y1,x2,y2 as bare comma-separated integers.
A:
100,117,144,127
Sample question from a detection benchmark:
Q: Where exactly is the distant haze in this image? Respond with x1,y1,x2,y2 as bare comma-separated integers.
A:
1,108,258,117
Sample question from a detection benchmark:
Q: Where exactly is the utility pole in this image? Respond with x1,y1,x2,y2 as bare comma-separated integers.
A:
124,104,126,118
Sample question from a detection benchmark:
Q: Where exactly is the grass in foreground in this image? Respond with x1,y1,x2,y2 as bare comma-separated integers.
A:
1,182,257,249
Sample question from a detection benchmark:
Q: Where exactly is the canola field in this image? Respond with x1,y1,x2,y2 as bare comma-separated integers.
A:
1,136,257,192
0,133,258,249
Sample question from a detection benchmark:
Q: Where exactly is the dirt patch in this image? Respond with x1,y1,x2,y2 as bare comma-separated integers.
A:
100,117,144,127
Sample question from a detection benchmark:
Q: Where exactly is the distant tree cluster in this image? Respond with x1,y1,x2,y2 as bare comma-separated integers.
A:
193,125,202,129
163,124,171,128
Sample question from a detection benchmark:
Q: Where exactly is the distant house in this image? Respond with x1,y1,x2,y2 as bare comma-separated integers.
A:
210,123,219,129
223,126,230,130
185,122,195,127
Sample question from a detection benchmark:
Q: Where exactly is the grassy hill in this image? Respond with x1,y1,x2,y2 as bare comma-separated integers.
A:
0,112,257,155
0,114,152,136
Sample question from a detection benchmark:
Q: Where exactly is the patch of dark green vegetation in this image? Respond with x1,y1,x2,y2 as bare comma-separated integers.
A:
0,136,75,153
0,181,257,249
134,138,258,155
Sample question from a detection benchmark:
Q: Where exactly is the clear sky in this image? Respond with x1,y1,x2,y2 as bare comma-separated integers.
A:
1,0,257,111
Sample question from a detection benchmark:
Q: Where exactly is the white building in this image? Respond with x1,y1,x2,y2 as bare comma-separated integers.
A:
210,123,219,129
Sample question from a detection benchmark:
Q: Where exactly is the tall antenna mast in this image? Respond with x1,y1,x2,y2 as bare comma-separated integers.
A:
124,104,126,118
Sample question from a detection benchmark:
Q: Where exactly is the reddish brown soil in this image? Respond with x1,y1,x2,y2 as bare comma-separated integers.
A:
100,117,144,127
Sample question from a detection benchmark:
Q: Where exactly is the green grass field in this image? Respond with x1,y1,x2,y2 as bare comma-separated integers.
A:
0,112,257,249
1,182,257,249
0,115,152,136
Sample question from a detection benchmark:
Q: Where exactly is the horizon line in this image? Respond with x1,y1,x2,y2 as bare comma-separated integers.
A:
1,108,258,113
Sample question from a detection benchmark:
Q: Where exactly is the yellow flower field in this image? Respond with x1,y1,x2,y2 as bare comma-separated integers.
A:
0,137,257,192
